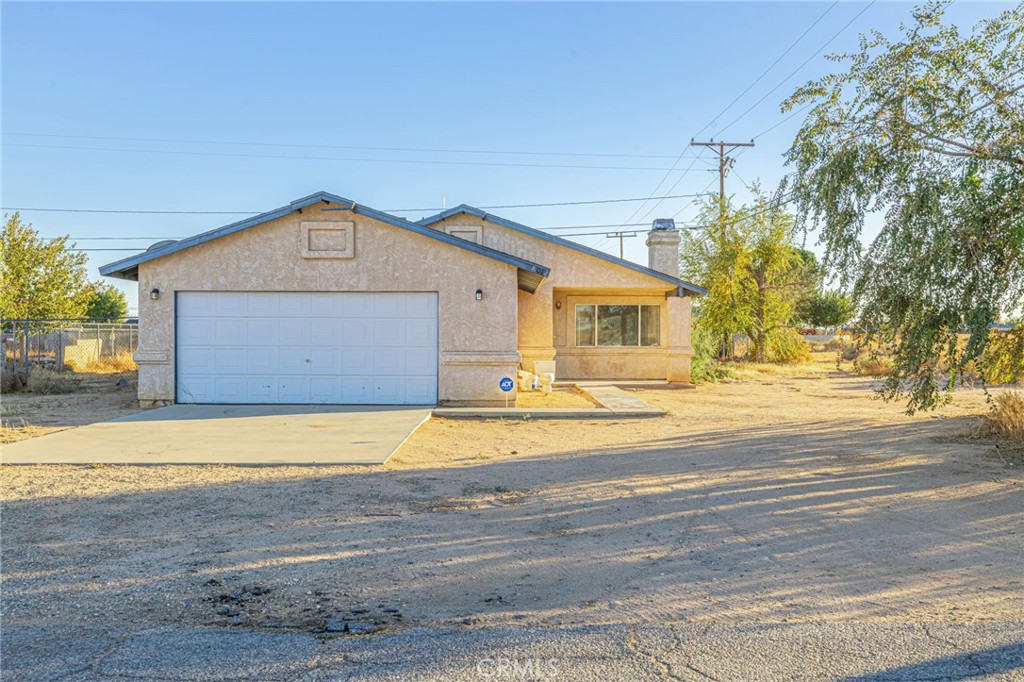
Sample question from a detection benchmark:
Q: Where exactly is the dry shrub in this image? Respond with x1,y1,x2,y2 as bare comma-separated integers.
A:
66,351,138,374
1,368,25,393
985,392,1024,442
855,355,893,376
824,337,847,352
27,368,81,394
765,329,812,364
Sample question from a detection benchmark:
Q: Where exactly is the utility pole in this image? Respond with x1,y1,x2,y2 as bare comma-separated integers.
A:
605,232,637,259
691,138,753,360
690,138,755,221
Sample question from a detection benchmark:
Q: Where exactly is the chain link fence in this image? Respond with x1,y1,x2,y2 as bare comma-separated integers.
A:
1,319,139,391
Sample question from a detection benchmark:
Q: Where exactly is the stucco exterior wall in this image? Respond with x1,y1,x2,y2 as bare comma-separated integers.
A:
135,202,521,406
429,216,693,382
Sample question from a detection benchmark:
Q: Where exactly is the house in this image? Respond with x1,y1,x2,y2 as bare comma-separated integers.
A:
100,191,705,406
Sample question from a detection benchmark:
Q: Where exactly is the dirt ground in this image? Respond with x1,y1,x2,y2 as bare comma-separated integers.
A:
1,355,1021,635
1,376,139,444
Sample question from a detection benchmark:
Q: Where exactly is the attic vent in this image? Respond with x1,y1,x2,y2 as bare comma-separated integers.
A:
651,218,676,231
147,240,177,252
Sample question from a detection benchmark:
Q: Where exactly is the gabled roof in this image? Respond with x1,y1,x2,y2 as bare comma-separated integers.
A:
99,192,551,292
417,205,706,296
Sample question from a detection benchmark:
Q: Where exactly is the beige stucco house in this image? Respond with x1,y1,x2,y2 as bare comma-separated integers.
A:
100,191,704,406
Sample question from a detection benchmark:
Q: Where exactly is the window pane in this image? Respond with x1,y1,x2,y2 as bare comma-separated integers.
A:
575,305,596,346
598,305,639,346
640,305,661,346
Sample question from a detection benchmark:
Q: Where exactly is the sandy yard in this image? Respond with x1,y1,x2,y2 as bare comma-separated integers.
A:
1,356,1021,636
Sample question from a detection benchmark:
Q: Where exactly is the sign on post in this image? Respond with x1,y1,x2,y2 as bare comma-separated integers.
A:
499,376,514,408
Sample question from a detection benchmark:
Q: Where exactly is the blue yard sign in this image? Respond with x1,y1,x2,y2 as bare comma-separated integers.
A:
499,377,514,392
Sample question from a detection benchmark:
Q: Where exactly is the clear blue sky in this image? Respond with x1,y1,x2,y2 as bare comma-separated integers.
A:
1,1,1006,313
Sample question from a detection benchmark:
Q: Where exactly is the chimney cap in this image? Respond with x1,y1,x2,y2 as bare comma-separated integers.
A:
651,218,676,231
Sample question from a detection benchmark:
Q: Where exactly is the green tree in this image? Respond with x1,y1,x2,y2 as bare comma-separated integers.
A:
783,1,1024,411
682,194,808,363
0,213,90,319
798,291,856,330
83,282,128,321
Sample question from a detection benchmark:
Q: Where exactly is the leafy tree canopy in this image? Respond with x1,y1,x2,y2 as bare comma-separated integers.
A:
84,282,129,321
784,1,1024,411
1,213,91,319
798,290,856,330
682,193,813,363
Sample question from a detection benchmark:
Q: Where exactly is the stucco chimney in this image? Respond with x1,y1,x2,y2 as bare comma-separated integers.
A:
646,218,681,278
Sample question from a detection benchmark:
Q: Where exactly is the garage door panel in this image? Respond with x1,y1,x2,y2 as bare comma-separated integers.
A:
279,320,310,345
247,319,278,345
213,376,245,402
341,378,372,403
310,377,340,403
309,348,339,372
372,348,403,374
373,378,403,403
214,348,245,373
279,378,309,402
178,376,212,403
405,319,436,346
404,348,437,374
279,348,311,374
246,348,275,373
177,292,438,405
215,293,248,317
341,320,372,346
215,319,246,345
310,319,337,345
373,295,405,317
405,295,436,318
373,319,406,346
405,378,436,403
246,377,277,402
246,292,279,316
278,293,311,317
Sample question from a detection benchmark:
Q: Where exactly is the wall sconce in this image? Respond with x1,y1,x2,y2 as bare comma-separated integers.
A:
475,289,484,301
555,301,562,310
150,288,160,301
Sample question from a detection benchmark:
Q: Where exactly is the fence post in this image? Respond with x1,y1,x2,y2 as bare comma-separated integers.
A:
23,319,30,378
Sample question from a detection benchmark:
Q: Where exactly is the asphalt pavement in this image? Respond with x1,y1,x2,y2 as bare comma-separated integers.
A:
3,621,1021,681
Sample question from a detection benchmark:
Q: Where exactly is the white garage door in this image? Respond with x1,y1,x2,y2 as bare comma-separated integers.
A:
176,292,438,405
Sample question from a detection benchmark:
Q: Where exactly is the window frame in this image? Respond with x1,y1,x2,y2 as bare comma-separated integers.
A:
574,303,661,348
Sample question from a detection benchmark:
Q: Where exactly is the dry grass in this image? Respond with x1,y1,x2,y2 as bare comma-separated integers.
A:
26,369,82,394
855,356,894,377
984,391,1024,444
66,351,138,374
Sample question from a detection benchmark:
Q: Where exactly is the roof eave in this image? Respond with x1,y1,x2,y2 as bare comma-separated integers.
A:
418,206,706,296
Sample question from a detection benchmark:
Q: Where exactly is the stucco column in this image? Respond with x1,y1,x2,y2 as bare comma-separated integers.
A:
666,295,692,383
517,286,556,373
134,269,175,407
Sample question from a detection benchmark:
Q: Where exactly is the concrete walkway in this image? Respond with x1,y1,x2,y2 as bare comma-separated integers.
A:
0,404,432,465
3,622,1021,681
434,384,665,419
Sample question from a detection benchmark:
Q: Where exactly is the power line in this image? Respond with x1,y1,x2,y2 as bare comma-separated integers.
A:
3,131,709,161
1,192,709,217
611,2,841,236
2,142,720,173
714,1,877,137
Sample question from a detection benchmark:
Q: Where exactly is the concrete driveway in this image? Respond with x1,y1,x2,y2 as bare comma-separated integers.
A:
0,404,432,465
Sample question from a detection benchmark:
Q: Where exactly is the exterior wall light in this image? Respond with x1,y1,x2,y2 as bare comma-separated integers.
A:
555,301,562,310
150,288,160,300
475,289,484,301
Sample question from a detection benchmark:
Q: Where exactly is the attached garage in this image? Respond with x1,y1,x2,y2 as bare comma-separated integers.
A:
176,291,439,405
